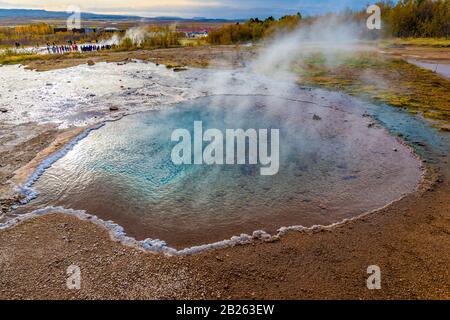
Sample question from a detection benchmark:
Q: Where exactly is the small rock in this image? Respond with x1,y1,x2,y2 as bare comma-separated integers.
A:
109,106,119,111
393,148,398,152
312,114,322,121
413,141,426,147
87,60,95,66
0,108,7,113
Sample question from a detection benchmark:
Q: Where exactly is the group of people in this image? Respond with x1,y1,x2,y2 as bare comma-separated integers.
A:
45,41,116,54
80,44,115,52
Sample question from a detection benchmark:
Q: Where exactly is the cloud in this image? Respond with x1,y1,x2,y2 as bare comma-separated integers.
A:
0,0,373,19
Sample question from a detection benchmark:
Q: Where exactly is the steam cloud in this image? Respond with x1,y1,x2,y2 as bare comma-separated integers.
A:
191,15,373,164
102,25,178,46
197,15,367,103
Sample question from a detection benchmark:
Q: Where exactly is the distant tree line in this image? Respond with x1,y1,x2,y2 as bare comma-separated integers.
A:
207,13,302,45
207,0,449,45
0,24,181,49
378,0,449,38
0,23,113,47
120,26,181,50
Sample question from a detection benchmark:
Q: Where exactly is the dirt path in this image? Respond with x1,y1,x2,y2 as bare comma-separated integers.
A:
384,45,450,63
383,45,450,80
0,123,59,215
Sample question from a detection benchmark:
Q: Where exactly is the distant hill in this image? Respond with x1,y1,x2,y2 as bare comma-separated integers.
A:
0,9,140,20
0,9,237,22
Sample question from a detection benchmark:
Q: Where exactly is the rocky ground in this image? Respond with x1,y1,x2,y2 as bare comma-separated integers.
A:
0,123,58,214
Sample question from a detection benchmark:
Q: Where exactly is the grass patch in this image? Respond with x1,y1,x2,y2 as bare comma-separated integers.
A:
0,49,92,66
0,51,48,65
179,38,208,47
382,37,450,48
295,51,450,128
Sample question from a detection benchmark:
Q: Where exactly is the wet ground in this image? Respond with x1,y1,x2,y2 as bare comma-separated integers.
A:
0,61,198,128
407,59,450,79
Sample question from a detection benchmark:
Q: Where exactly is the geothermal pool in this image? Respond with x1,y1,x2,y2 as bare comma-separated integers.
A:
15,95,423,248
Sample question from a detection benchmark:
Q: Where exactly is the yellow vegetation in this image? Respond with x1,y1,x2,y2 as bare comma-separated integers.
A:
294,51,450,127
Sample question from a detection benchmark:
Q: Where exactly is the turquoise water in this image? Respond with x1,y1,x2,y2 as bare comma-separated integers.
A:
17,95,423,248
365,103,449,159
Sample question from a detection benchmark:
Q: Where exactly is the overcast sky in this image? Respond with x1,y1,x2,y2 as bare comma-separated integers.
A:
0,1,379,19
